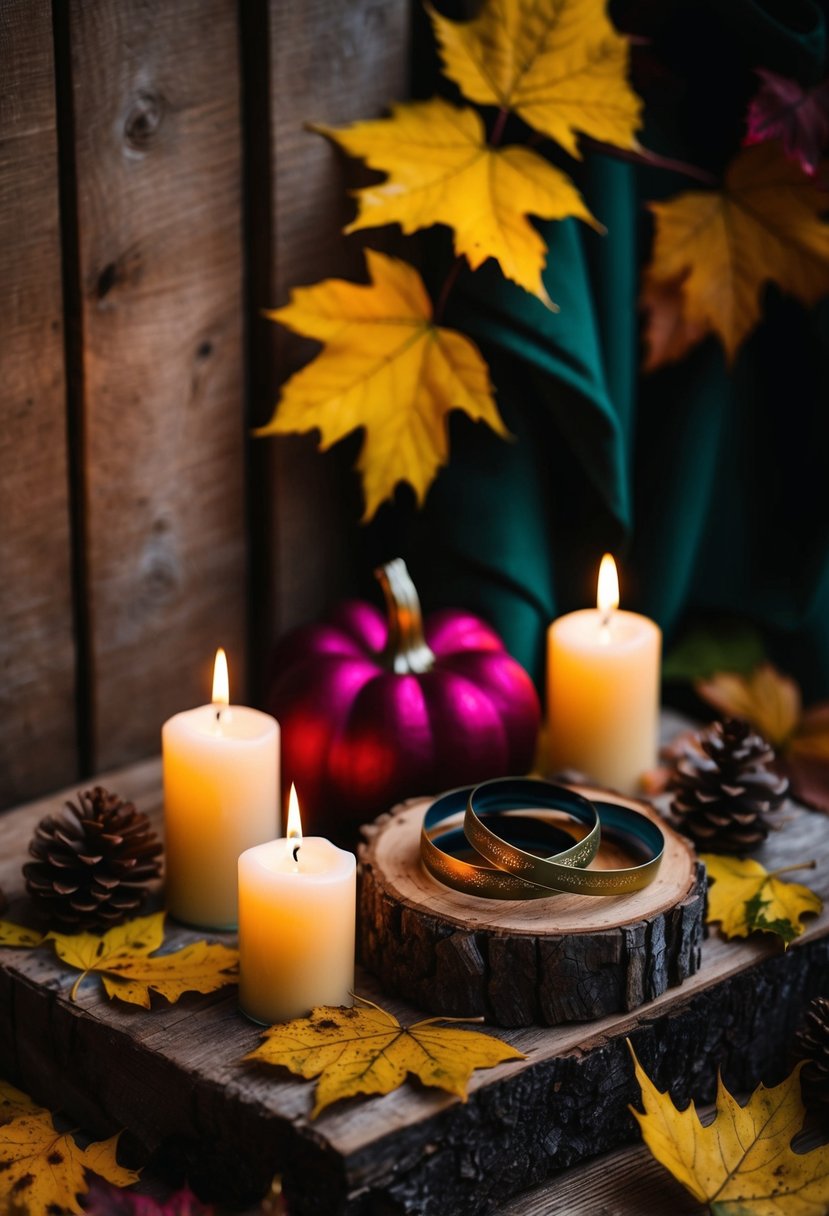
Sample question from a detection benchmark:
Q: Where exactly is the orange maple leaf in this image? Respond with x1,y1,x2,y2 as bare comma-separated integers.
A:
644,142,829,365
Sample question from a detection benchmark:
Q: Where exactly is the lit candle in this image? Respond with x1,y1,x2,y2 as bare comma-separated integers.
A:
238,785,356,1025
162,649,280,929
546,555,661,793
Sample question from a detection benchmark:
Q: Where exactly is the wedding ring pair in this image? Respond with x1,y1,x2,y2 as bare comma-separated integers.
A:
421,777,664,899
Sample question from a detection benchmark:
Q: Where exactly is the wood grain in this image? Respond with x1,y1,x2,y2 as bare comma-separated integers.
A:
0,0,78,807
64,0,247,769
0,761,827,1213
359,791,704,1025
249,0,413,676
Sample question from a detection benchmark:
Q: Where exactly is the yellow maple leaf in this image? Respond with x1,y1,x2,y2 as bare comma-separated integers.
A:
318,97,602,305
47,911,238,1007
0,922,43,948
0,1111,138,1216
647,142,829,362
696,663,802,748
428,0,642,159
629,1044,829,1214
257,249,506,520
702,854,823,948
0,1080,39,1125
245,997,525,1117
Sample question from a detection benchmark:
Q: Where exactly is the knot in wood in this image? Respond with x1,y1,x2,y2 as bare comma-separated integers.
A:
124,90,164,151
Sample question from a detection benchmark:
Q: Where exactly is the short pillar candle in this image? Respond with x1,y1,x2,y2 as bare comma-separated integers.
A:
238,786,356,1025
162,649,280,930
546,555,661,793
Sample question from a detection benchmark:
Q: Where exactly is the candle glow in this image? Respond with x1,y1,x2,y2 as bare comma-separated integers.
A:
212,647,230,706
286,783,302,841
597,554,619,622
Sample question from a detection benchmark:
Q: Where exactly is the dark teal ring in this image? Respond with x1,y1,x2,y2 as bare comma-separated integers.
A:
421,782,600,899
467,778,665,896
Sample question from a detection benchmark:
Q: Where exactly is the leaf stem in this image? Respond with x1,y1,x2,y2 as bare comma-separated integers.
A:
767,860,818,879
433,255,464,325
579,136,719,185
70,970,88,1001
413,1014,486,1027
490,106,509,148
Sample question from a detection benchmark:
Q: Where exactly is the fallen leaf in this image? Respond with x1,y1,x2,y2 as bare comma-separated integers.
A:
696,663,801,749
629,1044,829,1214
745,68,829,177
0,922,44,948
428,0,642,159
647,142,829,362
47,911,238,1007
702,854,823,947
257,249,507,520
84,1180,213,1215
246,996,525,1117
0,1110,138,1216
318,97,601,305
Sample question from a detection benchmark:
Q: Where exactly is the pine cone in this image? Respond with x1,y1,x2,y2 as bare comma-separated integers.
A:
23,787,163,932
794,996,829,1112
669,717,788,854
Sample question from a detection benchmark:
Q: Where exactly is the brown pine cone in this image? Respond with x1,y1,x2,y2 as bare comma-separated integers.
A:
23,786,163,932
794,996,829,1112
669,717,788,854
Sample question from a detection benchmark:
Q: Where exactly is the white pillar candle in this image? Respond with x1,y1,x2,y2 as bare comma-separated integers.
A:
238,785,356,1025
163,649,280,929
546,555,661,793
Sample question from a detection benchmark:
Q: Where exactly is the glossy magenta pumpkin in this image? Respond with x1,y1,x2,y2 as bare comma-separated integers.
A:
267,560,541,836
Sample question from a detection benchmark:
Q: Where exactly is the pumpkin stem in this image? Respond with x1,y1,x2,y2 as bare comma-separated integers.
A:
375,559,436,675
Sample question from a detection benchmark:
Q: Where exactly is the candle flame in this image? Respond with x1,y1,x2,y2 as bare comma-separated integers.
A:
286,783,303,842
212,647,229,706
597,554,619,622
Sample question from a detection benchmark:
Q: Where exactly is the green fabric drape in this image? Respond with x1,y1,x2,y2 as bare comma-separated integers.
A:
373,0,829,703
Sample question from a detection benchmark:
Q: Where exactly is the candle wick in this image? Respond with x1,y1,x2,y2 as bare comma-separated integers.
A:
292,843,301,864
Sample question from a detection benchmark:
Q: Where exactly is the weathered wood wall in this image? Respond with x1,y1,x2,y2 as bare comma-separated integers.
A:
0,0,411,809
0,0,78,807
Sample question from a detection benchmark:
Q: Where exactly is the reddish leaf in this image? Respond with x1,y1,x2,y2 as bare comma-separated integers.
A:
640,271,710,370
785,701,829,812
84,1181,213,1216
785,750,829,814
744,68,829,176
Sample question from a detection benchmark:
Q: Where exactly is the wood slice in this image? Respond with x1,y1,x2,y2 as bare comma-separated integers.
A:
359,787,705,1027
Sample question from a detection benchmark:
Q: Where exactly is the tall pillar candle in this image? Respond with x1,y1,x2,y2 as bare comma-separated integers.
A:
546,555,661,793
163,649,280,929
238,786,356,1025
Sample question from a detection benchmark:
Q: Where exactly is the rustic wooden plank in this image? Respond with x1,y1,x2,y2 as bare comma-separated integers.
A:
64,0,247,769
497,1122,828,1214
248,0,412,681
0,0,79,808
496,1141,700,1216
1,758,827,1213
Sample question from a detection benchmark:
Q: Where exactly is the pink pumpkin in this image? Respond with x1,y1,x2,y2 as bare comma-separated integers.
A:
267,559,540,837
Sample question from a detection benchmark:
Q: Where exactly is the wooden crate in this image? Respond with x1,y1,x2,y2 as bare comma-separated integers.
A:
1,764,827,1215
